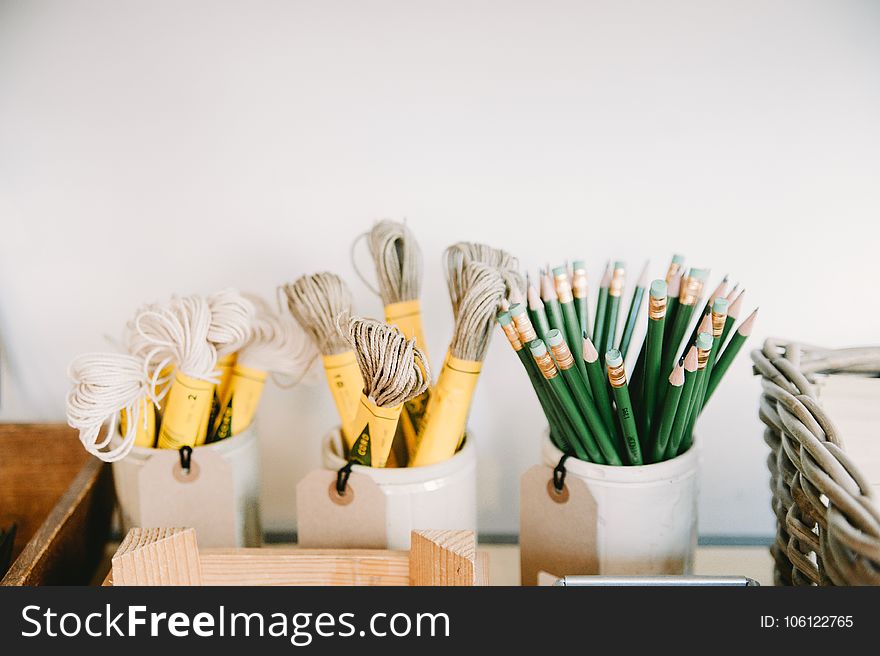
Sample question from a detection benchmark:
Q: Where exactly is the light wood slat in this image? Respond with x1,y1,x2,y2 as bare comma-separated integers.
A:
198,548,411,586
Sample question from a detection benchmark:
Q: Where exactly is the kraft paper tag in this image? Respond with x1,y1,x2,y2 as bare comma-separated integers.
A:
137,449,236,548
296,469,387,548
520,464,598,586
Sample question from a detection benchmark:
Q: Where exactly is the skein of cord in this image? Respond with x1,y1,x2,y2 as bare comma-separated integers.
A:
410,260,507,467
135,295,219,448
364,220,429,359
211,294,317,440
444,241,523,311
66,352,157,462
344,317,430,468
207,288,255,401
282,272,364,449
359,220,431,462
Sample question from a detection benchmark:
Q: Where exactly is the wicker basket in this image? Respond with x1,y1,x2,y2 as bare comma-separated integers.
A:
752,340,880,585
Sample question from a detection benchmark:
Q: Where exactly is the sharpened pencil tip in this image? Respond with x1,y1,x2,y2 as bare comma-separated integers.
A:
527,285,543,310
728,289,745,319
670,362,685,386
540,274,557,301
684,346,699,371
739,308,759,336
582,335,599,362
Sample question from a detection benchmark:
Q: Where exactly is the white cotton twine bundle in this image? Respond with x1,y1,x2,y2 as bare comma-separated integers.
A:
131,294,219,399
208,288,255,356
66,352,156,462
237,294,317,384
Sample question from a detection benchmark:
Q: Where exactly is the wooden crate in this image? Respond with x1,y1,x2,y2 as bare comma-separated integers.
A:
108,527,488,586
1,424,114,585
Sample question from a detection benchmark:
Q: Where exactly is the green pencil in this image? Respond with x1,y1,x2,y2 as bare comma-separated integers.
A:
703,297,729,388
662,267,710,377
497,311,569,453
678,331,713,455
526,279,552,341
571,260,590,339
547,330,621,464
663,346,699,460
643,279,667,439
541,271,566,334
718,289,745,353
704,308,758,406
685,276,727,354
592,262,611,362
552,266,588,382
531,340,612,465
603,261,626,355
650,357,686,463
582,334,619,440
618,261,649,360
605,349,643,465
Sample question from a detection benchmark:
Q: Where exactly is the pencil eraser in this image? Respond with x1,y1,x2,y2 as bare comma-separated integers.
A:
545,329,563,346
613,260,626,270
605,349,623,367
528,340,548,356
672,254,685,264
712,297,730,314
496,312,512,325
572,260,586,271
696,332,713,349
650,280,667,298
551,265,567,277
509,303,527,317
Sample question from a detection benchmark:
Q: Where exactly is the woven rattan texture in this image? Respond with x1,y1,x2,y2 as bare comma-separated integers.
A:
753,340,880,585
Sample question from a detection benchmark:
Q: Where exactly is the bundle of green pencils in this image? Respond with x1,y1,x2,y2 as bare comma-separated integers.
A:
499,256,758,465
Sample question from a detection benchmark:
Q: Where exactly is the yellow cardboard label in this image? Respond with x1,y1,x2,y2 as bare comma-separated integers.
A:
215,352,237,405
384,300,431,458
399,392,429,458
348,396,403,468
156,371,215,449
212,363,267,441
384,299,429,361
410,354,481,467
120,396,156,448
321,351,365,450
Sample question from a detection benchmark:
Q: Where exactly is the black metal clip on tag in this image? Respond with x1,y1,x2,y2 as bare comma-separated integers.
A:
552,454,569,493
336,462,353,496
179,446,193,475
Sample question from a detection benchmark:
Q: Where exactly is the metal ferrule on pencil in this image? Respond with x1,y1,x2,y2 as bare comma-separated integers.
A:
648,294,667,320
606,361,627,388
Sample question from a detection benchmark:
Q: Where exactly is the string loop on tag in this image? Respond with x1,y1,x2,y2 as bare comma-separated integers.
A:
336,462,353,495
179,446,193,474
552,454,569,493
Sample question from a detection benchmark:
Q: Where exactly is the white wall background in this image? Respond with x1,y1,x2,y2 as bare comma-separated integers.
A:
1,0,879,538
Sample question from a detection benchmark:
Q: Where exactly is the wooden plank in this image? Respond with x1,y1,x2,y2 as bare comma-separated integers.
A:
0,424,90,562
474,551,490,587
409,530,476,586
198,548,411,586
2,456,114,585
112,528,202,586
